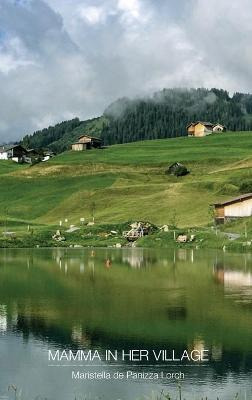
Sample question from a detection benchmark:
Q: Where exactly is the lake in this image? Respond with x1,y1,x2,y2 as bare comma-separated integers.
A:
0,248,251,400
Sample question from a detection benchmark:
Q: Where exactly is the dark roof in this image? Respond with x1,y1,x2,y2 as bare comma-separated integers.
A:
0,145,15,152
213,193,252,207
169,162,183,168
0,144,26,153
213,123,227,128
78,135,101,141
186,122,195,128
186,121,214,128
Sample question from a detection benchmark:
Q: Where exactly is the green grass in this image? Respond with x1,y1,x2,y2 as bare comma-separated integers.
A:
0,160,27,175
48,131,252,165
0,173,116,221
2,130,252,246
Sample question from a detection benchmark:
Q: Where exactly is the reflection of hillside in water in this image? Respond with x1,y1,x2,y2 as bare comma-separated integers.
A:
0,248,252,381
1,306,252,381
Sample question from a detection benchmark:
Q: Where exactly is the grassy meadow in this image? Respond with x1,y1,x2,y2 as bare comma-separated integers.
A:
2,131,252,247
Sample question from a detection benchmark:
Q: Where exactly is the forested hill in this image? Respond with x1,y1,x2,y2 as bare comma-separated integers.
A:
20,88,252,152
100,88,252,145
21,116,107,153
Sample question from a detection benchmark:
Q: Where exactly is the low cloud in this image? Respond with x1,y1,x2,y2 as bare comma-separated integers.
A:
0,0,252,142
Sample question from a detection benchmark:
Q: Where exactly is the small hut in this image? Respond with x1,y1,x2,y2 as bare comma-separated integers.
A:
166,162,189,177
72,135,102,151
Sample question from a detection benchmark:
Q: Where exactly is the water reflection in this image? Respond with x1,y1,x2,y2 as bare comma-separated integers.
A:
213,255,252,305
0,248,252,399
0,305,7,333
51,247,157,271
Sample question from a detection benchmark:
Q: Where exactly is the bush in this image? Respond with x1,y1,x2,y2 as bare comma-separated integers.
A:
239,179,252,193
217,183,239,195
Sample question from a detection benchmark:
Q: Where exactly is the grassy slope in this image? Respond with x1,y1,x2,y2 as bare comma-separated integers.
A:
1,131,252,231
48,132,252,165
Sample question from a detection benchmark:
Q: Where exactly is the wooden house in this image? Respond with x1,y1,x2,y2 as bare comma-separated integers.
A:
187,121,214,137
72,135,102,151
213,193,252,223
0,145,27,163
187,122,226,137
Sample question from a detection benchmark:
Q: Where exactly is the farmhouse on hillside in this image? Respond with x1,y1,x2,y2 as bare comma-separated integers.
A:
213,193,252,223
187,122,226,137
72,135,102,151
0,145,27,163
0,145,55,164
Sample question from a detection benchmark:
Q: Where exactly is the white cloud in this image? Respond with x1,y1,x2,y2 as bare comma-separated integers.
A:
185,0,252,92
78,5,105,25
0,36,35,74
0,0,252,142
117,0,140,19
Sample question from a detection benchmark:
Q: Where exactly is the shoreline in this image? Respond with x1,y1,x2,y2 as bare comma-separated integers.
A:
1,219,252,252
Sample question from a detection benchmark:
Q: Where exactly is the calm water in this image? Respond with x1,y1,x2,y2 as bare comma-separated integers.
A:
0,248,252,400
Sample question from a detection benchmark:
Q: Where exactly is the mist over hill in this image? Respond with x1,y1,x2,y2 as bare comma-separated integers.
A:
21,88,252,152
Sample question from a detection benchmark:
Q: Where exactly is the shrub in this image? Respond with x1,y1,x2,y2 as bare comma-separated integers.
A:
217,183,239,195
239,179,252,193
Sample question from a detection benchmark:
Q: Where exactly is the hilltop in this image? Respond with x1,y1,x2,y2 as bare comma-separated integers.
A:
20,88,252,153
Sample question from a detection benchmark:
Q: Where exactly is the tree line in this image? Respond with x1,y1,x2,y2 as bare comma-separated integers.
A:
100,88,252,145
20,88,252,152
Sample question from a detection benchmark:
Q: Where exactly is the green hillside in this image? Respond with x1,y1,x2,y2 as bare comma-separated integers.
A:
1,130,252,233
20,88,252,153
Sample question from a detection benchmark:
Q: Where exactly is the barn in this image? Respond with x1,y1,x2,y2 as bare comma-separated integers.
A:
72,135,102,151
187,122,226,137
0,145,27,163
167,162,189,176
213,193,252,223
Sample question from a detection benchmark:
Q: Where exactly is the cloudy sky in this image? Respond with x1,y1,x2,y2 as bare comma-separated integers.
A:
0,0,251,142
